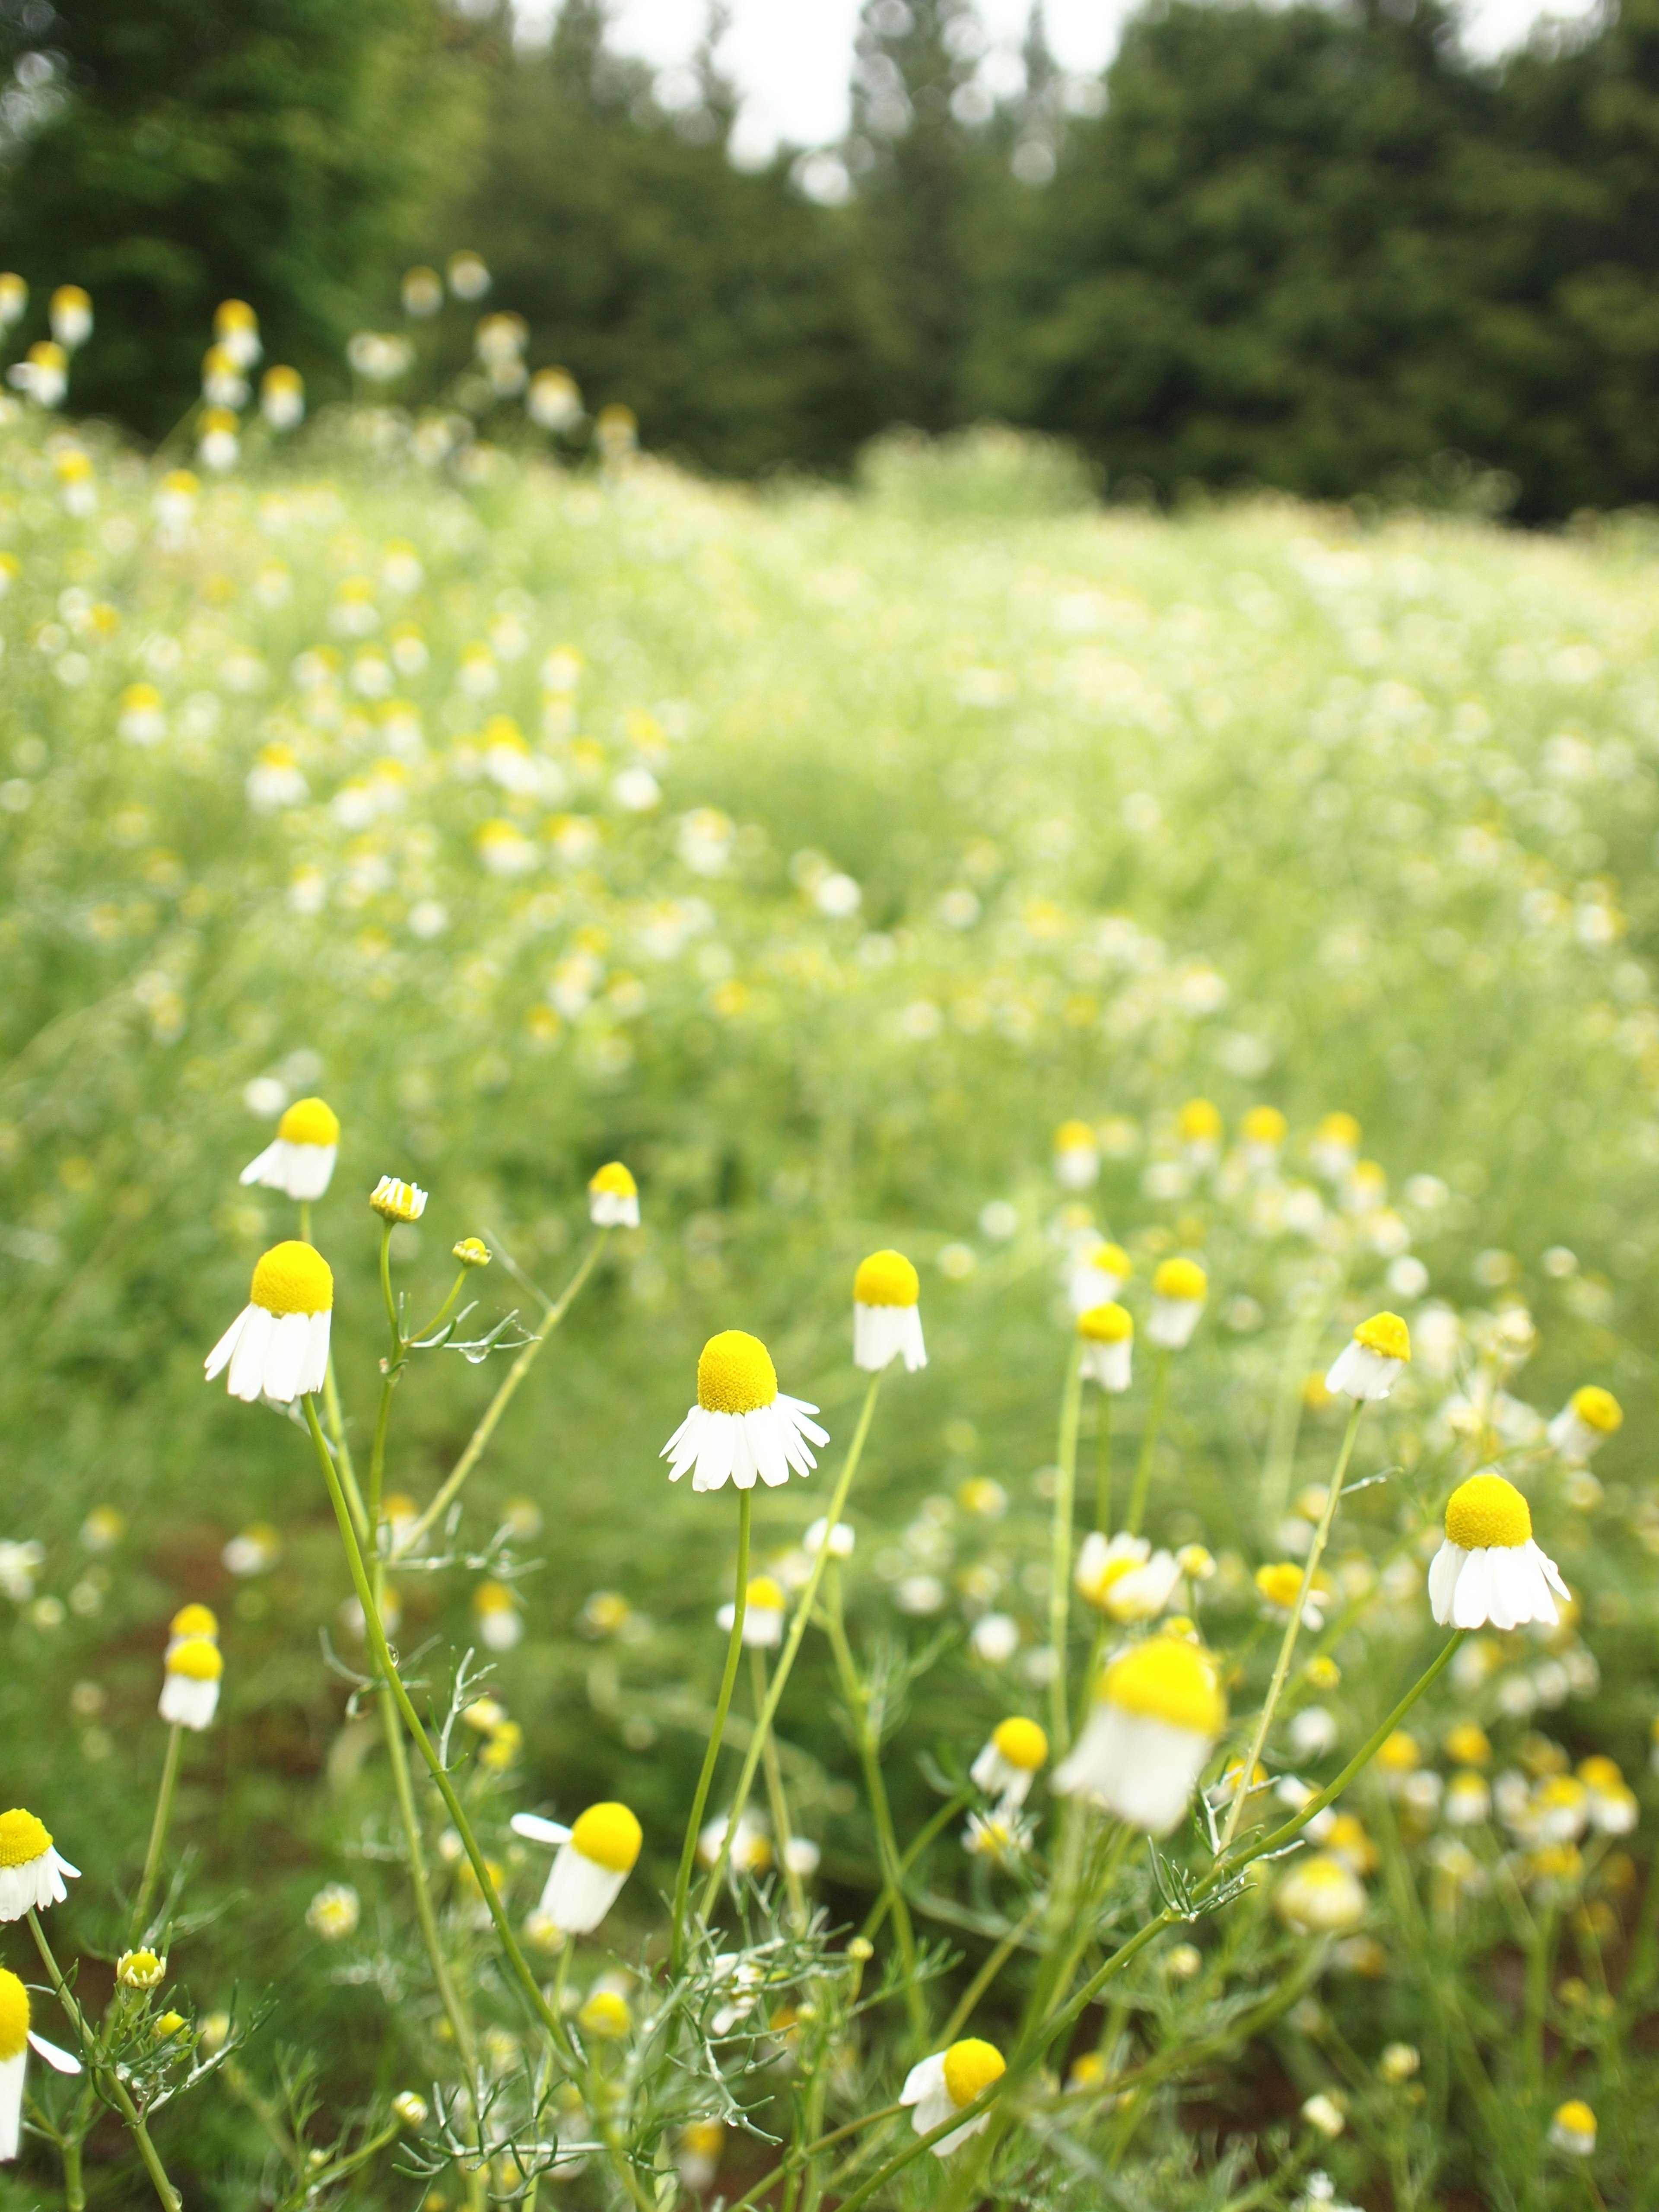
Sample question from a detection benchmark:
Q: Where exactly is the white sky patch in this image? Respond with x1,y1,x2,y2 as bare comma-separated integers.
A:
514,0,1602,159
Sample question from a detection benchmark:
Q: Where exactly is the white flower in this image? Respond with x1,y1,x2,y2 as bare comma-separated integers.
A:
159,1637,222,1731
1074,1532,1180,1622
1054,1637,1225,1835
1427,1474,1568,1632
1053,1121,1099,1190
474,1582,522,1652
697,1809,769,1877
0,1811,78,1922
1147,1258,1207,1349
969,1716,1049,1807
1444,1771,1491,1825
963,1808,1033,1864
0,1966,80,2161
1549,2101,1596,2157
969,1612,1020,1663
1325,1312,1411,1401
519,1803,641,1932
717,1576,785,1648
204,1242,334,1404
803,1518,855,1558
588,1162,639,1227
662,1332,828,1493
900,2040,1006,2155
852,1249,927,1373
369,1175,426,1222
306,1885,360,1940
1077,1301,1133,1392
1548,1386,1622,1464
240,1096,340,1200
1274,1853,1367,1933
1068,1239,1132,1314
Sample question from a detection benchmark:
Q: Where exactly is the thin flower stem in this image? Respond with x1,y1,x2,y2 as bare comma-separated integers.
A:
700,1370,883,1913
1125,1347,1169,1539
858,1789,972,1943
410,1264,469,1346
302,1396,574,2060
376,1647,479,2076
752,1647,805,1926
940,1899,1044,2047
29,1914,181,2212
367,1375,395,1538
720,2103,909,2212
299,1198,369,1540
1095,1392,1112,1535
1047,1341,1085,1755
378,1217,397,1340
669,1486,751,1975
1220,1398,1364,1851
131,1722,183,1939
395,1229,608,1559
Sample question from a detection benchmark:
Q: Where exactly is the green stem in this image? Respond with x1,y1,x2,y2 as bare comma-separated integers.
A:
669,1486,751,1975
940,1900,1044,2047
1047,1341,1084,1754
719,2104,909,2212
29,1915,181,2212
859,1790,971,1943
700,1371,882,1912
1125,1347,1169,1539
302,1396,573,2058
62,2136,85,2211
395,1229,607,1558
1525,1902,1556,2101
367,1375,395,1539
299,1198,370,1541
1094,1391,1112,1535
1219,1397,1364,1852
752,1646,805,1927
828,2080,1007,2212
131,1723,183,1939
377,1653,478,2076
378,1217,397,1339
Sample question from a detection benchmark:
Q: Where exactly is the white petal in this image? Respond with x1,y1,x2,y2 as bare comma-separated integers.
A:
1427,1541,1464,1625
27,2032,80,2075
300,1310,332,1396
750,1407,790,1488
262,1310,311,1404
1534,1540,1570,1600
226,1305,276,1401
1451,1549,1493,1630
0,2050,22,2159
693,1414,736,1494
204,1305,250,1381
510,1813,572,1846
900,2053,947,2107
728,1417,759,1491
238,1140,282,1189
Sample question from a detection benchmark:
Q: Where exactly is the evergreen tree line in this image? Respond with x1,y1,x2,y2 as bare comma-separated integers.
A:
1,0,1656,518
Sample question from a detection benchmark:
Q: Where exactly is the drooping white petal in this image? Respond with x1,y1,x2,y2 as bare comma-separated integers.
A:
0,2051,22,2160
300,1309,332,1396
900,2053,947,2108
1450,1549,1494,1630
238,1139,283,1189
510,1813,572,1845
1427,1541,1465,1625
27,2032,80,2074
541,1844,626,1933
203,1305,250,1382
226,1305,276,1402
263,1310,311,1404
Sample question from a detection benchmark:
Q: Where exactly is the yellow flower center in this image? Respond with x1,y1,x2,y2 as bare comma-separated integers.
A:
1054,1120,1094,1152
1446,1724,1491,1767
1179,1098,1221,1141
170,1603,218,1641
0,1809,50,1866
1254,1563,1304,1609
696,1331,778,1414
571,1802,642,1874
682,2120,724,2155
1578,1754,1622,1791
590,1161,637,1199
122,683,161,712
118,1950,162,1986
1352,1311,1410,1363
1153,1257,1207,1303
1089,1242,1131,1279
167,1637,223,1683
1571,1385,1621,1434
250,1241,334,1318
747,1576,785,1611
1295,1853,1355,1892
1078,1301,1132,1344
0,1969,28,2063
579,1989,631,2039
1445,1472,1532,1551
991,1717,1048,1771
1241,1106,1287,1146
1555,2100,1595,2136
277,1097,340,1148
1101,1637,1225,1735
474,1581,515,1614
944,2037,1007,2108
854,1249,919,1308
1377,1731,1419,1773
1318,1112,1360,1147
1537,1777,1586,1813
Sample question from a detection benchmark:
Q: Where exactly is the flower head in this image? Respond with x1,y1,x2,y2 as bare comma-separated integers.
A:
453,1236,492,1268
1429,1473,1568,1631
531,1802,642,1933
1549,1386,1622,1464
1241,1105,1287,1161
0,1810,78,1922
970,1716,1049,1806
662,1332,827,1492
1148,1259,1207,1349
1077,1301,1133,1392
1274,1853,1367,1933
900,2038,1006,2155
1549,2100,1596,2156
205,1241,334,1403
117,1949,166,1990
1325,1312,1411,1402
1075,1531,1180,1621
160,1636,222,1732
49,285,92,350
241,1098,340,1200
1053,1120,1099,1189
718,1575,786,1649
1312,1112,1361,1179
370,1175,427,1223
578,1986,631,2040
261,365,305,430
306,1885,360,1941
0,1965,80,2159
1055,1637,1225,1833
588,1161,640,1228
1179,1097,1222,1163
1069,1240,1131,1313
853,1249,926,1373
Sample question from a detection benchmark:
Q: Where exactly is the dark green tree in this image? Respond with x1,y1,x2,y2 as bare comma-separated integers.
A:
0,0,486,436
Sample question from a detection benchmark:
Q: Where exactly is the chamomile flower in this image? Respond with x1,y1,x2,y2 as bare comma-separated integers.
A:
474,1581,522,1652
588,1162,639,1227
0,1968,80,2161
1325,1312,1411,1401
852,1249,927,1373
1053,1119,1099,1190
524,1802,641,1933
0,1810,78,1921
1068,1240,1132,1314
963,1808,1033,1864
1549,2101,1596,2156
1075,1532,1181,1622
1428,1473,1568,1632
204,1241,334,1404
1312,1112,1361,1182
901,2039,1006,2156
1147,1258,1207,1349
698,1810,770,1875
1274,1853,1367,1933
159,1637,222,1731
240,1096,340,1200
260,365,305,431
166,1602,218,1657
1240,1105,1287,1169
1255,1562,1329,1632
1077,1301,1133,1391
370,1175,426,1222
1054,1636,1226,1834
1548,1386,1622,1464
1178,1097,1223,1168
49,285,92,350
676,2119,724,2190
305,1885,359,1940
970,1716,1049,1807
661,1332,828,1493
1444,1771,1492,1825
717,1575,785,1648
1579,1756,1639,1834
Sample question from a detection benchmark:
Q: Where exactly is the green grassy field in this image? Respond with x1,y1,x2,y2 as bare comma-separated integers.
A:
3,413,1659,2207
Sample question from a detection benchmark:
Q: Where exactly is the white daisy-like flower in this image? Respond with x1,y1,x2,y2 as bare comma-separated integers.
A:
159,1636,222,1731
588,1161,640,1227
474,1580,522,1652
969,1611,1020,1663
1427,1473,1568,1632
1239,1105,1287,1170
165,1601,219,1659
1068,1240,1132,1315
1549,2101,1596,2157
900,2039,1007,2156
662,1332,828,1493
969,1716,1049,1807
1311,1111,1361,1182
698,1809,770,1876
1443,1770,1491,1826
1178,1097,1223,1169
1325,1311,1411,1401
0,1810,79,1922
1147,1258,1207,1350
803,1518,855,1558
852,1249,927,1373
1548,1386,1622,1464
1074,1532,1181,1623
1053,1119,1099,1191
963,1808,1033,1864
717,1575,785,1648
1579,1756,1638,1835
1054,1637,1226,1835
240,1096,340,1200
1274,1853,1367,1933
369,1174,426,1222
514,1802,641,1933
0,1966,80,2161
1077,1300,1133,1392
204,1241,334,1404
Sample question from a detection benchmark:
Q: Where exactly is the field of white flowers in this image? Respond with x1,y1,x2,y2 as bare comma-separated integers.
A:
3,369,1659,2212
